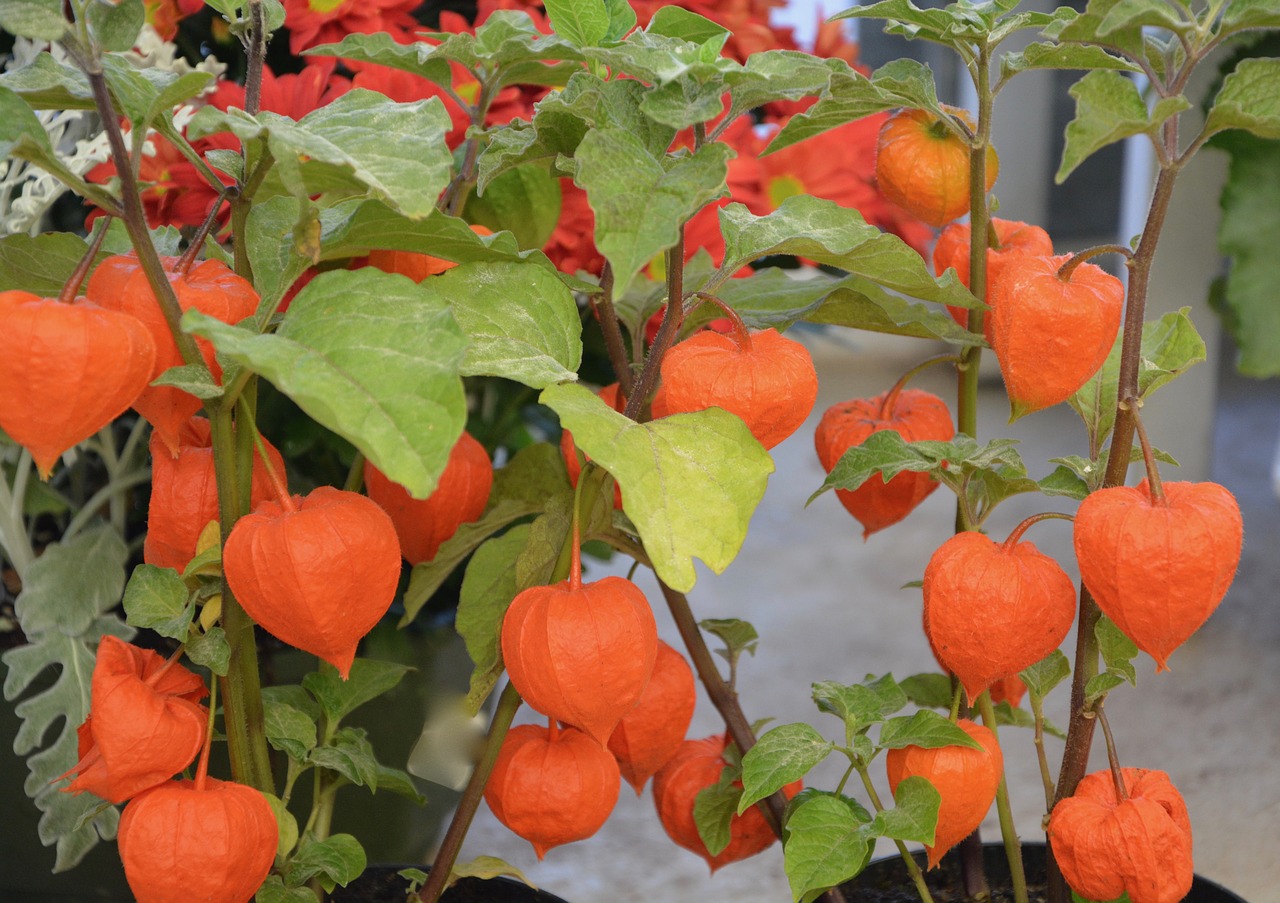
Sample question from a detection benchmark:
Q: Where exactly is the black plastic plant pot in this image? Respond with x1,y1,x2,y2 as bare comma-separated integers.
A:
839,842,1246,903
330,866,571,903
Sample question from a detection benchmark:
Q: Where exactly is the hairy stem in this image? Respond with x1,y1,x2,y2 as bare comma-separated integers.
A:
624,227,685,421
977,692,1028,903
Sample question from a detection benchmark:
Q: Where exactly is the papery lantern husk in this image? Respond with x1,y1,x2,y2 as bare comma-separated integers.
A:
86,255,260,455
885,718,1003,869
223,486,401,678
145,417,286,572
483,723,620,859
923,530,1076,702
933,218,1054,332
1048,768,1193,903
118,777,278,903
658,328,818,450
608,640,697,794
363,430,493,565
0,291,156,478
652,734,801,872
988,254,1123,419
814,389,955,538
501,575,658,745
1074,479,1242,671
63,636,208,804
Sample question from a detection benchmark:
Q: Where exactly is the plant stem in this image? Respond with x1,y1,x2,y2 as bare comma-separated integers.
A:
880,355,963,419
0,454,36,580
59,217,111,303
1095,704,1128,802
624,226,685,422
1056,244,1134,280
592,264,635,398
856,765,934,903
417,682,523,903
1127,400,1166,504
977,692,1028,903
243,0,268,116
1002,511,1074,548
1029,692,1056,811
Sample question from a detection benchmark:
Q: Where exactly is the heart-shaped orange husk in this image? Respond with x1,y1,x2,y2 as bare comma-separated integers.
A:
86,255,260,455
814,388,955,538
363,430,493,565
1074,479,1242,671
144,417,287,572
933,218,1054,332
652,734,802,872
0,291,156,478
988,254,1123,419
1048,768,1193,903
501,575,658,744
62,636,208,804
118,777,278,903
223,486,401,678
658,327,818,450
875,106,999,228
923,530,1076,702
885,718,1003,869
608,640,697,794
483,722,620,859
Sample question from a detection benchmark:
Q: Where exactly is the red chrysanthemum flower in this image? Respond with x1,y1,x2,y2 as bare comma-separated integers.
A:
282,0,422,56
209,61,353,120
544,182,606,277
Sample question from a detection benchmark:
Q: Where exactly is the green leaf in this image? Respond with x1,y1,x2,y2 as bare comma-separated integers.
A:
1057,70,1189,183
811,681,897,739
693,775,740,856
0,232,96,296
723,52,847,127
647,6,728,44
263,700,319,761
1038,463,1092,501
1221,0,1280,31
993,700,1036,730
0,0,69,41
373,763,426,804
542,383,773,593
14,527,128,637
431,260,582,388
1213,131,1280,375
871,775,940,845
1207,58,1280,139
762,68,900,157
257,876,322,903
1000,41,1140,82
878,710,983,751
544,0,610,46
465,163,563,249
808,276,984,346
121,564,193,641
699,617,759,660
0,85,117,211
263,792,300,861
783,794,873,903
575,127,730,292
0,51,93,109
639,75,729,130
738,724,832,814
87,0,144,52
1020,650,1072,700
303,659,413,724
1096,615,1139,686
897,673,954,710
1049,0,1147,59
185,627,231,676
714,197,977,312
1068,308,1206,448
285,834,367,888
303,31,452,90
456,525,532,714
1084,672,1127,705
449,856,536,887
185,268,467,499
309,727,380,788
151,364,224,400
585,28,738,86
188,90,454,218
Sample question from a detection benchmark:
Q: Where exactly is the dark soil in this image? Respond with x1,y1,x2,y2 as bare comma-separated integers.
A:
329,870,568,903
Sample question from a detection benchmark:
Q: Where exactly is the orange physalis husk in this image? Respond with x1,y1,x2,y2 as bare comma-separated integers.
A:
932,218,1055,333
988,254,1123,420
501,574,658,745
658,327,818,450
652,734,802,873
560,383,626,510
144,417,286,572
363,430,493,566
484,722,620,859
885,718,1003,869
0,290,156,478
607,640,697,794
1074,479,1242,671
987,673,1027,708
62,636,208,804
875,106,999,228
814,388,955,538
223,486,401,678
86,254,260,455
923,530,1076,702
365,224,493,282
1048,768,1193,903
118,777,278,903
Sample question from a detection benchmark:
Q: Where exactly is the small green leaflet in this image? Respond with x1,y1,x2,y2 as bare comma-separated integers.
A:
737,723,833,814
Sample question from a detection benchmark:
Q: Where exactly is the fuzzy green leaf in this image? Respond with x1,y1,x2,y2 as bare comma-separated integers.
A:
1206,58,1280,140
1221,0,1280,31
285,834,367,889
303,659,413,724
699,618,759,660
1096,615,1139,686
0,0,69,40
186,627,231,676
456,526,532,714
464,163,563,250
544,0,610,46
871,776,940,844
263,700,319,761
542,383,773,593
1020,650,1072,700
257,877,323,903
87,0,144,53
813,432,1024,502
0,232,97,298
185,268,467,499
897,673,954,710
693,776,740,856
121,564,192,641
1057,70,1189,183
877,710,983,751
783,794,873,903
1000,41,1140,82
738,724,833,814
310,728,380,788
14,527,128,637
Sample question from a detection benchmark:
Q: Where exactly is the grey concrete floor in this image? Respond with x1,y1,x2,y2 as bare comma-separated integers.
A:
453,332,1279,903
